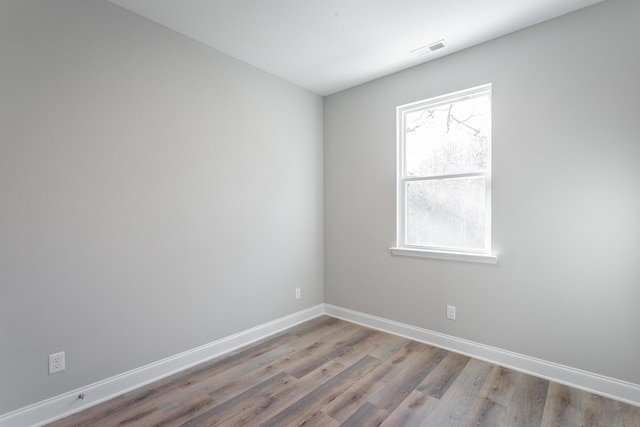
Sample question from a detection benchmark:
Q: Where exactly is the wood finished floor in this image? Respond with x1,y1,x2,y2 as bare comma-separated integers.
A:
47,316,640,427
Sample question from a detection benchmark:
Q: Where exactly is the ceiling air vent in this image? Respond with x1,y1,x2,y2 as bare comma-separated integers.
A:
410,39,447,57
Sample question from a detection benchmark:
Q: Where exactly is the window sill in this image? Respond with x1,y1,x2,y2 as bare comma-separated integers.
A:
390,247,498,264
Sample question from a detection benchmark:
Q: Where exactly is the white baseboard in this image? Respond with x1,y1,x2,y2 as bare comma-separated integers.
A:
3,302,637,427
324,304,640,408
0,305,324,427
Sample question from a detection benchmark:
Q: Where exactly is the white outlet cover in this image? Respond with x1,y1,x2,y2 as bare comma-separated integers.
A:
446,305,456,320
49,351,65,374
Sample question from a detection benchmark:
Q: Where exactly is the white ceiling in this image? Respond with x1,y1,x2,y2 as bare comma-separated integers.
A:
106,0,604,95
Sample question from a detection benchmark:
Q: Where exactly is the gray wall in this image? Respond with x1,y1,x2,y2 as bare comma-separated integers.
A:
325,0,640,386
0,0,323,414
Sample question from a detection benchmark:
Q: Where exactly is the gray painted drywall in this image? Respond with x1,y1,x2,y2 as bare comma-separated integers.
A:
0,0,323,414
325,0,640,386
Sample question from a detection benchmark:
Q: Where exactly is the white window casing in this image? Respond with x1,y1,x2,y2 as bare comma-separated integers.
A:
391,84,498,264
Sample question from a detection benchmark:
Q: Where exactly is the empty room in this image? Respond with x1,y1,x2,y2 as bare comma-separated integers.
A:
1,0,639,426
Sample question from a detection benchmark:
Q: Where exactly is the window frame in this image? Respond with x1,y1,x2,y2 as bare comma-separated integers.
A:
391,84,498,264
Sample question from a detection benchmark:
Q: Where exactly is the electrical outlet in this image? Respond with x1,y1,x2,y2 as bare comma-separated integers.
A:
49,351,65,374
295,288,301,299
446,305,456,320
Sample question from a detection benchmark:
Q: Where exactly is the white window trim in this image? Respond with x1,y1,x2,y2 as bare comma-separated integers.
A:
391,84,498,264
390,246,498,264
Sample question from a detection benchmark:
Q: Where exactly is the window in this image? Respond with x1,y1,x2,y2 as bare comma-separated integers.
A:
391,84,497,263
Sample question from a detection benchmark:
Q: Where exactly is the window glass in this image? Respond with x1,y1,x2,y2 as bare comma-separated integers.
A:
405,96,490,177
406,176,486,249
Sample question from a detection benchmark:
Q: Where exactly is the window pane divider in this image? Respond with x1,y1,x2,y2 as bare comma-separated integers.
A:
403,171,487,182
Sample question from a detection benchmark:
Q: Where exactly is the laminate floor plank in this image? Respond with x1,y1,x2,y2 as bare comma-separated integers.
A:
416,351,471,399
365,333,413,362
368,344,448,412
578,393,620,427
203,343,334,406
331,329,402,367
324,341,445,423
286,315,343,338
156,341,297,413
259,355,382,427
509,372,550,427
47,384,174,427
284,325,372,378
478,366,518,406
459,397,507,427
285,410,340,427
339,401,389,427
180,372,293,427
619,399,640,427
422,359,494,427
379,390,440,427
47,316,640,427
288,320,363,352
217,360,348,426
540,382,581,426
144,394,218,427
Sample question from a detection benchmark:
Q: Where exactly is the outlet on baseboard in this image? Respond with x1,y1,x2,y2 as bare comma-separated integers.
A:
49,351,65,374
295,288,301,299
